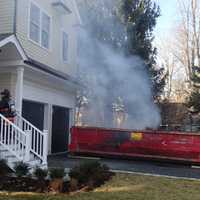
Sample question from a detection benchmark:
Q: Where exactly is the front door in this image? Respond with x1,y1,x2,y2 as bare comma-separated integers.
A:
22,100,44,130
51,106,69,153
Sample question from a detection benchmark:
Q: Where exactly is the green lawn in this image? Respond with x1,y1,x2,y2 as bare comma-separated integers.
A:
0,173,200,200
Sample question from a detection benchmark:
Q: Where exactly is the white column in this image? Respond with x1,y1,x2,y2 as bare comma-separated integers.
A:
43,130,48,166
15,67,24,115
44,104,52,154
44,104,50,130
69,108,75,127
68,108,75,145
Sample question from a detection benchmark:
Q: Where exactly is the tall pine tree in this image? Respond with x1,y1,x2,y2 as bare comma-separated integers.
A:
188,67,200,114
78,0,166,100
119,0,166,100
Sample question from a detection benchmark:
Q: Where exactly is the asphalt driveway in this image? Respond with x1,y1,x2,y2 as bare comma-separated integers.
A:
48,153,200,180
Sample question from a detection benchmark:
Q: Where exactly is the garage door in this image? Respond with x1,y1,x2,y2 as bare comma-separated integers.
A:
51,106,69,153
22,100,44,131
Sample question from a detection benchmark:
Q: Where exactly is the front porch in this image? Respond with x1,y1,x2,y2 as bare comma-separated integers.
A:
0,34,76,169
0,35,47,168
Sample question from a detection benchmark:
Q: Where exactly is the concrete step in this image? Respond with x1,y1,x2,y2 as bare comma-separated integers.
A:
6,156,19,164
28,159,42,167
0,149,25,158
0,144,45,170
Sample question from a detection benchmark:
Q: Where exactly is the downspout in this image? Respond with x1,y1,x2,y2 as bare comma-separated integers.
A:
13,0,17,34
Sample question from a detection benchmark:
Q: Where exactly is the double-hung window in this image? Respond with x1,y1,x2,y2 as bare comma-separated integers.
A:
63,32,68,62
30,3,40,43
41,13,50,49
29,2,50,49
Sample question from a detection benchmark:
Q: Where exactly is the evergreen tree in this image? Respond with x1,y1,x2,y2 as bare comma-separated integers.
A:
78,0,166,100
188,67,200,114
119,0,166,100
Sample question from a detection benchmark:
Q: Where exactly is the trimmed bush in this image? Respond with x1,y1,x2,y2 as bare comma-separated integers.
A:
69,161,113,188
33,167,48,180
49,168,65,180
14,162,30,177
0,159,11,176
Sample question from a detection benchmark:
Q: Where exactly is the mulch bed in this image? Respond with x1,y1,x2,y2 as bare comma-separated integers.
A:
0,176,49,193
0,170,114,194
0,176,72,193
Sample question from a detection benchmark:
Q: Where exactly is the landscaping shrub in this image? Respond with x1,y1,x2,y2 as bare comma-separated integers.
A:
0,159,11,176
49,168,65,180
48,168,66,193
33,167,48,180
14,162,30,177
68,161,113,188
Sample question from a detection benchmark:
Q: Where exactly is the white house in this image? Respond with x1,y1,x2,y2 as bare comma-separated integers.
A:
0,0,81,168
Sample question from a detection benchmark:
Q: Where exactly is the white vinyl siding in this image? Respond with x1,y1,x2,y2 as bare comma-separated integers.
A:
0,0,15,34
16,0,79,76
63,32,68,62
29,2,50,49
0,73,12,96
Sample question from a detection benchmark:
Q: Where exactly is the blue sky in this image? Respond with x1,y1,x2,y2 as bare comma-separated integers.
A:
154,0,178,38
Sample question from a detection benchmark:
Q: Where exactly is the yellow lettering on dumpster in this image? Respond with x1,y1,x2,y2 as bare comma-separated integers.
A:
131,132,143,141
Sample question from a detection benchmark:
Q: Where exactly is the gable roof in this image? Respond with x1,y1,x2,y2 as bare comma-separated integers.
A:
0,34,27,60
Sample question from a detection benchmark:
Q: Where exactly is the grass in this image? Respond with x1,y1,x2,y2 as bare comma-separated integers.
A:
0,173,200,200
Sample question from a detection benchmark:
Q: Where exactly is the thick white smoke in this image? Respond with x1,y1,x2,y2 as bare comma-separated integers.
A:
77,0,161,130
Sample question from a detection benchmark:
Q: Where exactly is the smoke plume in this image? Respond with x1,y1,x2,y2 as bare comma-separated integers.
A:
77,0,161,130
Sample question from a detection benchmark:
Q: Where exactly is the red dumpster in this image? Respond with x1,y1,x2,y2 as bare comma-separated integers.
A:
69,126,200,164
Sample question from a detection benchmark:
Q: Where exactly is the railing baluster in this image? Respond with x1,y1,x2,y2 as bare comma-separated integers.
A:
11,127,13,148
37,131,39,154
40,134,42,156
0,113,48,166
3,120,6,143
17,130,20,153
8,124,10,145
0,118,2,142
33,129,35,151
14,128,16,151
1,118,4,142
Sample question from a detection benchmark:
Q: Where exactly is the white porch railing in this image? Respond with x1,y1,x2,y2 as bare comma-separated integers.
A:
0,113,27,162
15,114,48,166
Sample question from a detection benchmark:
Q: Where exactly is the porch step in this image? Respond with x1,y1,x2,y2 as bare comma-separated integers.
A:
0,144,43,170
0,147,25,158
29,159,42,167
0,113,48,170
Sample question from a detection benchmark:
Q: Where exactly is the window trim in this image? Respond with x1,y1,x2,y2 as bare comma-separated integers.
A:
29,2,40,43
41,12,51,49
62,31,69,63
28,1,51,51
28,1,41,45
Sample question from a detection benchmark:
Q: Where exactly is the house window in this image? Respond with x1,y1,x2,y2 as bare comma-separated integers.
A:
41,13,50,49
29,2,51,49
30,3,40,43
63,32,68,62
